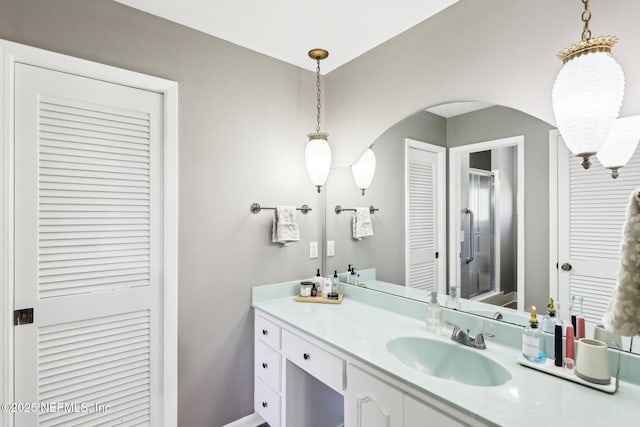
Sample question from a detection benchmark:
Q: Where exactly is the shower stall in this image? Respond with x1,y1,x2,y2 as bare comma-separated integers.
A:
460,169,497,299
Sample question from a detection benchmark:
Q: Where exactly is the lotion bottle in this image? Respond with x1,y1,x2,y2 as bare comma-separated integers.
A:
314,268,322,297
522,306,546,363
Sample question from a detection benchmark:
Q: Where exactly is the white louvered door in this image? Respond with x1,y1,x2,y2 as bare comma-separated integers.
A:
557,135,640,325
406,145,438,292
14,63,163,426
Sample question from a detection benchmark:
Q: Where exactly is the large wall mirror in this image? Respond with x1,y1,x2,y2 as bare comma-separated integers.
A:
325,101,640,354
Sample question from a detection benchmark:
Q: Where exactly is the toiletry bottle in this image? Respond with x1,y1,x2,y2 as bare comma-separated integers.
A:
347,265,352,284
350,267,357,285
311,284,317,297
355,273,360,286
323,277,332,298
332,270,340,295
445,287,462,310
426,291,443,334
577,296,586,339
543,297,557,333
522,306,546,363
314,268,322,297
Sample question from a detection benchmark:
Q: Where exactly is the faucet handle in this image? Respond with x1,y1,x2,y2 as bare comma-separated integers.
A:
444,321,460,332
474,332,495,346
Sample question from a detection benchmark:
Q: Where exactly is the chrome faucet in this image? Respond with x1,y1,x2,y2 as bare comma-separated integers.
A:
445,321,494,350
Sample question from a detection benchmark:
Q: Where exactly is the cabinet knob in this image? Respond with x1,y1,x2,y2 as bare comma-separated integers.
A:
561,263,572,272
262,402,268,408
303,353,310,360
262,329,268,335
262,362,268,369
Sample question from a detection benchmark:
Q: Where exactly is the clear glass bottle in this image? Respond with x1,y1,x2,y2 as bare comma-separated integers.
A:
445,287,462,310
426,291,443,334
542,297,557,333
522,305,546,363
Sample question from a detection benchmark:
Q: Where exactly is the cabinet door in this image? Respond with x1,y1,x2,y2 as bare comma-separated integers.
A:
404,394,465,427
345,365,403,427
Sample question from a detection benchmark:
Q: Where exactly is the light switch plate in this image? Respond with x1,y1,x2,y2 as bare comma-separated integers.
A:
309,241,318,259
327,240,335,257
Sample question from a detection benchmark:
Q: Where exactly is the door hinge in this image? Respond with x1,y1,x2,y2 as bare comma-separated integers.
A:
14,308,34,325
435,252,439,259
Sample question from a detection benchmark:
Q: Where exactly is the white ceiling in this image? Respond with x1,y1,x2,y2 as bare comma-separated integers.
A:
113,0,459,73
425,101,495,118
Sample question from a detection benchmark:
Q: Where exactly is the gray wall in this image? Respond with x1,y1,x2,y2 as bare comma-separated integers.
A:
447,106,554,310
0,1,322,425
325,111,446,284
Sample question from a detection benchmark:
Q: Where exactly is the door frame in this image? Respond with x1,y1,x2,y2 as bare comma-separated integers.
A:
404,139,447,293
0,40,179,427
548,129,560,304
448,135,524,308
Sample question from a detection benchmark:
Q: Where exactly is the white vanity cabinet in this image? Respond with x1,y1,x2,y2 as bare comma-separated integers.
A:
345,364,469,427
254,311,475,427
345,364,403,427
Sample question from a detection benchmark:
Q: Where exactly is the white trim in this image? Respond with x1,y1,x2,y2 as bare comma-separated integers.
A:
222,412,266,427
447,135,525,308
404,139,447,293
548,129,560,304
0,39,179,427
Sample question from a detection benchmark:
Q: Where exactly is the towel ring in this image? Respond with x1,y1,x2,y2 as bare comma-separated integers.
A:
250,203,311,215
335,205,379,215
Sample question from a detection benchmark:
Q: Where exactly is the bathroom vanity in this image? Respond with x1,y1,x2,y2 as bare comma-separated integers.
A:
252,282,640,427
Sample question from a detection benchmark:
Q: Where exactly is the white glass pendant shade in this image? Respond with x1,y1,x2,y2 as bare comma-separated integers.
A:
596,115,640,178
305,134,331,191
351,148,376,195
552,52,625,168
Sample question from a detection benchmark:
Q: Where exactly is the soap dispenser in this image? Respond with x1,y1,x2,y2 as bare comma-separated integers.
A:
445,287,462,310
522,306,546,363
542,297,557,333
314,269,322,297
426,291,443,334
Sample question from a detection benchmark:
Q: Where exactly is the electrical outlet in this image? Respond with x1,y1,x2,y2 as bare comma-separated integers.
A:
309,241,318,259
327,240,335,257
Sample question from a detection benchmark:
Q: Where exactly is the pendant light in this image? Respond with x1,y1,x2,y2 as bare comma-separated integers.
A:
596,115,640,178
305,49,332,193
351,146,376,195
551,0,625,169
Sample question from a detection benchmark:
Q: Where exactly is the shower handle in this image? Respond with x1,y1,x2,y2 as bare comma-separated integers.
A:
464,208,475,264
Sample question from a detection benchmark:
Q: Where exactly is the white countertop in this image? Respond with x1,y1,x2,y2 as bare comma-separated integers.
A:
253,296,640,426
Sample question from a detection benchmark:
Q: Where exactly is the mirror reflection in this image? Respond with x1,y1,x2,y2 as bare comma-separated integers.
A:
325,101,640,354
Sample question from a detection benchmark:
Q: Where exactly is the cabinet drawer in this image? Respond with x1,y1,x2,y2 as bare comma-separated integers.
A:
255,339,281,392
255,314,281,349
255,378,281,427
282,329,344,391
404,394,465,427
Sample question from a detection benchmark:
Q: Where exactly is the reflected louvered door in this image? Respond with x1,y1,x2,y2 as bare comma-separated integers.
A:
406,147,438,291
14,64,163,426
557,134,640,325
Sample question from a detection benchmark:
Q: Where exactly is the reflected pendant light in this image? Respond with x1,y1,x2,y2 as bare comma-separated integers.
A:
351,146,376,195
551,0,625,169
596,115,640,178
305,49,332,193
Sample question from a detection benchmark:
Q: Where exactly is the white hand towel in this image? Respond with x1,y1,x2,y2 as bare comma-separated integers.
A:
602,188,640,336
272,206,300,245
352,207,374,240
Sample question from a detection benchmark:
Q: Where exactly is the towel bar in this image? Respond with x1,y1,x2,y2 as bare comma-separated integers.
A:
334,205,379,215
250,203,311,214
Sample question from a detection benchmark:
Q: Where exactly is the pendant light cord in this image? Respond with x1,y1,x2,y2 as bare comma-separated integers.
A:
315,58,322,134
581,0,592,41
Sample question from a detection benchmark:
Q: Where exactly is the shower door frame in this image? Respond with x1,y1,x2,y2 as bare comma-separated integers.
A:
448,135,525,309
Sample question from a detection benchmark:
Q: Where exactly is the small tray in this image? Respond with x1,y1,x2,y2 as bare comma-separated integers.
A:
517,357,617,394
295,294,343,304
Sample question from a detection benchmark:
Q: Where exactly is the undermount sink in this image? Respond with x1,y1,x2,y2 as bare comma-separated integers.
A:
386,336,511,387
469,309,529,327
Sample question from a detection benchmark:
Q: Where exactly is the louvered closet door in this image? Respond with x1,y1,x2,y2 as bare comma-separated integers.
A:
406,146,438,291
557,134,640,325
14,64,163,426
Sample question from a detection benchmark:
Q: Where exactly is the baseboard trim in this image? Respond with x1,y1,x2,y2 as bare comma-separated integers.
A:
222,412,265,427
